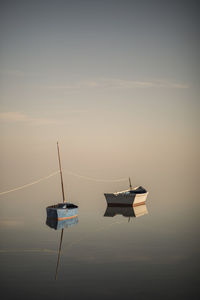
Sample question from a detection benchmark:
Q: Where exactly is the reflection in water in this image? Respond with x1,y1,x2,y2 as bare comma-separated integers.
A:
46,216,78,230
55,228,64,280
46,213,79,280
104,204,148,220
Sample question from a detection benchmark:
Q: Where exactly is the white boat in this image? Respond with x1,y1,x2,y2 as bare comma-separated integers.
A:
104,178,148,207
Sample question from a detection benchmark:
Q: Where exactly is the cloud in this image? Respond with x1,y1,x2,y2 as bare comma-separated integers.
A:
0,112,60,125
0,69,25,77
0,111,88,125
0,112,31,122
0,69,38,77
0,248,57,254
47,78,189,90
0,219,24,227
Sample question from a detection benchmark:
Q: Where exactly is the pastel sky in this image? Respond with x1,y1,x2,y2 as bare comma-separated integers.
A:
1,0,198,113
0,0,199,204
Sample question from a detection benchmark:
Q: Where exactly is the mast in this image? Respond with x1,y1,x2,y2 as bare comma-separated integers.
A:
129,177,132,191
57,142,66,203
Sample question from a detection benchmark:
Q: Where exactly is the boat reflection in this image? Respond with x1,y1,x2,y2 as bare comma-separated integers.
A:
46,215,78,230
104,204,148,220
46,212,78,280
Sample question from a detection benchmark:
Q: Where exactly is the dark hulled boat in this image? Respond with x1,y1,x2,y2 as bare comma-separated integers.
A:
104,178,148,207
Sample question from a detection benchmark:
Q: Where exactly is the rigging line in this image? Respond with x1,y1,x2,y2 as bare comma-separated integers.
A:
0,170,127,196
64,170,127,182
0,171,60,196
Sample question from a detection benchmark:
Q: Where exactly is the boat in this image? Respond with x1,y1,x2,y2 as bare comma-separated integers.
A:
104,204,148,219
46,203,78,222
46,142,78,222
104,178,148,207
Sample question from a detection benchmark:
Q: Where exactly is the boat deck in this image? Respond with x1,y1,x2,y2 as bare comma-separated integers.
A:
48,203,78,209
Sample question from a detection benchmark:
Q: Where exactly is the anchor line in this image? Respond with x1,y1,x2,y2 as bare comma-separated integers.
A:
0,171,60,196
0,170,127,196
64,170,127,183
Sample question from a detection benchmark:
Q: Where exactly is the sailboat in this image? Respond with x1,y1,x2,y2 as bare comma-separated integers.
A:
104,177,148,207
46,142,78,221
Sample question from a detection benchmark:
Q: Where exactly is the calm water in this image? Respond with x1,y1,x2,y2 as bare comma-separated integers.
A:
0,173,199,300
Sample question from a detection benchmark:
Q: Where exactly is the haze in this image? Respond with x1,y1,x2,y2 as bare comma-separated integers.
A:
0,0,199,212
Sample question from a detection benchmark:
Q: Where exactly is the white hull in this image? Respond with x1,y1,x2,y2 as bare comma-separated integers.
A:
133,204,148,217
104,191,148,207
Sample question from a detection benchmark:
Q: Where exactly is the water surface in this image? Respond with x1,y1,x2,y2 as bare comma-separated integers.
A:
0,171,199,300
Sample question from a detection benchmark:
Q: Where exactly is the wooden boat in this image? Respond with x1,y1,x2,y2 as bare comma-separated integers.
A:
46,203,78,222
104,178,148,207
46,142,78,221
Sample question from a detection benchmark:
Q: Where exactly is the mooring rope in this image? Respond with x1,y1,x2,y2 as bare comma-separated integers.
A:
64,170,127,183
0,171,60,196
0,170,127,196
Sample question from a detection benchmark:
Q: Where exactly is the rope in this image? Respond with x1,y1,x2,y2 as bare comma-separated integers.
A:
64,170,127,183
0,170,127,196
0,171,60,195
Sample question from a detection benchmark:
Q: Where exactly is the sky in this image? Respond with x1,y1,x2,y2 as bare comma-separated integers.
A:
0,0,199,207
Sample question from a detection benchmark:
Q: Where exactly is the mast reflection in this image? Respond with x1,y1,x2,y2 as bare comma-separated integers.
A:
46,214,78,280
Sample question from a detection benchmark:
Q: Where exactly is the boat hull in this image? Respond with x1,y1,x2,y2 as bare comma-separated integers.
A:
104,192,148,207
46,203,78,220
